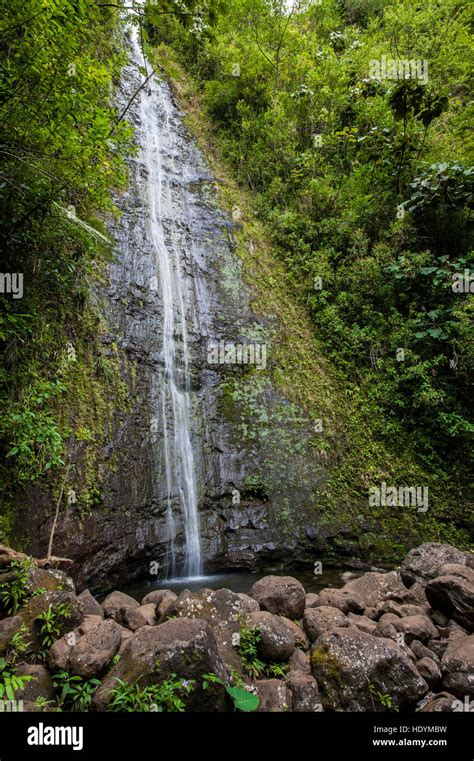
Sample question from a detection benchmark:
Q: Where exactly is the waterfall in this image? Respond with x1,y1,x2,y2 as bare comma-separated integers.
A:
127,16,202,578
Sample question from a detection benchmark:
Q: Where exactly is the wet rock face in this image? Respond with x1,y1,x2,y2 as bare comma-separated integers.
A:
17,35,330,592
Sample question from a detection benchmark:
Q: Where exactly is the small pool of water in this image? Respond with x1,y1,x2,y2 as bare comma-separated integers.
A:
122,566,357,603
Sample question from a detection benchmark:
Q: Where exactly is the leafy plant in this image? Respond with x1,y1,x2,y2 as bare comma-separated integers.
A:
367,679,400,712
36,603,72,650
226,685,260,712
236,626,288,680
202,672,260,712
52,671,101,712
0,558,33,614
6,623,31,665
0,658,34,701
34,696,58,711
109,673,195,713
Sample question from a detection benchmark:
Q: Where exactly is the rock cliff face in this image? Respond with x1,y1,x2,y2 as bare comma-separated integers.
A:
15,32,330,591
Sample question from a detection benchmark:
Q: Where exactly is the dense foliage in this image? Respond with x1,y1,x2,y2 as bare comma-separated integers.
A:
145,0,473,483
0,1,133,521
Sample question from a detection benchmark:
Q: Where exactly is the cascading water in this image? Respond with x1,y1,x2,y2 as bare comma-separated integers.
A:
122,15,202,578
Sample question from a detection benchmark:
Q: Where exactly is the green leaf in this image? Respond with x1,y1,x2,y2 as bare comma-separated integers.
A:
226,686,260,712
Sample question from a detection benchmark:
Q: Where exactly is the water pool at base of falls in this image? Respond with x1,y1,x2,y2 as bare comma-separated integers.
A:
121,566,363,600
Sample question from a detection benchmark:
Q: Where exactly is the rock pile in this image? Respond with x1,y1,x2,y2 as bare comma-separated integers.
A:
0,542,472,712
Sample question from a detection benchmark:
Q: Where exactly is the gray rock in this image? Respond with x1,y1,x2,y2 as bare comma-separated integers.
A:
342,571,405,608
441,636,474,698
94,618,229,711
303,606,348,642
438,564,474,584
156,591,178,619
137,603,156,626
286,673,321,712
101,591,140,626
237,593,259,613
288,648,311,676
281,617,309,650
141,589,173,606
49,618,122,679
249,576,306,619
392,615,439,644
77,589,104,618
401,543,468,587
373,621,399,641
417,691,459,712
305,593,320,608
425,575,474,632
0,616,22,654
315,588,364,614
310,627,428,710
170,588,254,646
246,611,295,662
15,664,55,703
346,613,377,635
255,679,292,712
416,657,441,689
410,640,439,663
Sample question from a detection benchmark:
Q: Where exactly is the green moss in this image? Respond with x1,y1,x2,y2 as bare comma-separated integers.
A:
149,43,472,561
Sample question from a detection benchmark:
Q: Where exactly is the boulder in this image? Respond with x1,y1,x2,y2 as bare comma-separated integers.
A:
416,657,441,689
77,589,103,618
281,617,309,650
416,692,464,713
438,564,474,585
77,614,104,636
137,604,156,627
249,576,305,620
15,664,55,702
0,615,22,654
305,593,320,608
49,618,122,678
26,566,75,595
141,589,173,606
303,606,348,642
169,588,250,643
288,648,311,676
17,591,80,649
286,673,321,712
410,640,439,663
417,691,460,712
120,607,147,632
375,601,428,619
346,613,377,635
373,621,398,641
441,636,474,698
315,588,364,614
392,615,439,644
246,611,295,662
156,592,178,619
94,618,229,711
255,679,292,712
342,571,406,608
400,543,468,587
237,593,259,613
101,591,140,627
425,575,474,632
310,627,428,711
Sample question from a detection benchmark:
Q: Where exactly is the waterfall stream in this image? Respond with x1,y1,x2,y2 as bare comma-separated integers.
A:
124,17,202,578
